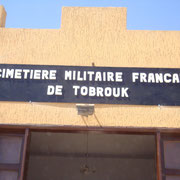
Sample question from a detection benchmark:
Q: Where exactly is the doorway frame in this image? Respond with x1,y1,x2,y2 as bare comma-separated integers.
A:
1,125,180,180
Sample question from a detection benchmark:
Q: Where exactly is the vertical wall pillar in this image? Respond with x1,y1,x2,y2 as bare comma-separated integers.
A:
0,5,7,27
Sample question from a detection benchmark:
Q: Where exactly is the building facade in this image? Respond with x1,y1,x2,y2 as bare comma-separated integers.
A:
0,6,180,180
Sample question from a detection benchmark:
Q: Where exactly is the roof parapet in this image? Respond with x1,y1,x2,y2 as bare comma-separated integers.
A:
61,7,127,31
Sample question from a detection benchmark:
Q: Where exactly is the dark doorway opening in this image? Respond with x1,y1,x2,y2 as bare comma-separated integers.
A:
26,131,156,180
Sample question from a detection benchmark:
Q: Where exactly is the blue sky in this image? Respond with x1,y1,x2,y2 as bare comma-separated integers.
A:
0,0,180,30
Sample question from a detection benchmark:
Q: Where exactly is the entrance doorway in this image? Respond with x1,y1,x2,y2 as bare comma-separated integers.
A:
26,132,156,180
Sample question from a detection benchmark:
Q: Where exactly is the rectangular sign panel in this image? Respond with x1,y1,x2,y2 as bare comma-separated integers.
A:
0,64,180,106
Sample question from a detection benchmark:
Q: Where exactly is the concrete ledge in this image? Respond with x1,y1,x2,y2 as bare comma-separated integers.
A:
0,5,7,27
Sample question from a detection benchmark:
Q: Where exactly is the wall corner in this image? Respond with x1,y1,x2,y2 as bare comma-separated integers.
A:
0,5,7,27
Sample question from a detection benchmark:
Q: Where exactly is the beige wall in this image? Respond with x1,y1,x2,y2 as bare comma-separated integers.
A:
0,7,180,128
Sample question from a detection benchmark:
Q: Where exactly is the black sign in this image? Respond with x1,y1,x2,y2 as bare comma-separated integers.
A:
0,64,180,106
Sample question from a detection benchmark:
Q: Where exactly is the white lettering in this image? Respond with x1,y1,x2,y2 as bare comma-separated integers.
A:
172,74,180,83
95,72,102,81
132,72,139,82
115,72,123,82
55,85,63,95
77,71,83,81
140,73,147,83
81,86,88,96
89,87,96,96
23,69,30,79
121,88,129,97
73,85,80,96
96,87,104,97
6,69,14,78
87,71,94,81
49,70,56,80
104,87,112,97
64,70,72,80
113,88,120,97
148,73,155,83
107,72,114,81
34,70,41,79
41,70,49,80
155,73,163,83
164,73,171,83
15,69,22,79
47,85,55,95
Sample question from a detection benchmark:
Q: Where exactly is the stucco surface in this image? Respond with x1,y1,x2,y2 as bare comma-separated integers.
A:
0,7,180,128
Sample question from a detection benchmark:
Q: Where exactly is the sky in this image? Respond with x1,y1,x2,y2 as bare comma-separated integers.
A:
0,0,180,30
